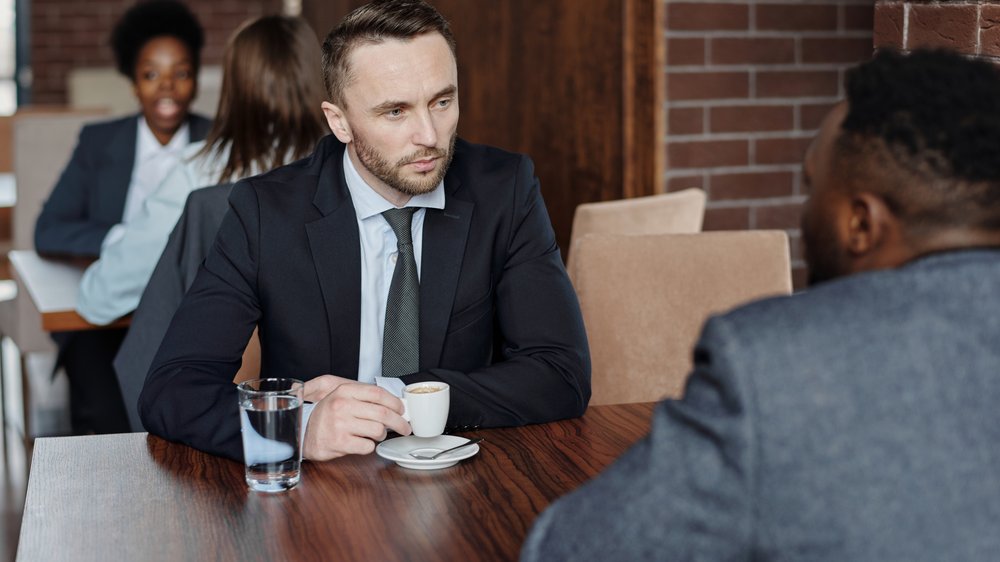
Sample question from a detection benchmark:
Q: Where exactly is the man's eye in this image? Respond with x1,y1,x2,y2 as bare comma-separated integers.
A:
437,99,451,108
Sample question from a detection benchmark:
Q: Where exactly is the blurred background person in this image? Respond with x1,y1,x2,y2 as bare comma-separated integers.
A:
92,15,327,429
32,0,207,435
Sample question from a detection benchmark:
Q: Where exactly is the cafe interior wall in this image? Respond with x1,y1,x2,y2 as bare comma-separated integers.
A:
662,0,874,289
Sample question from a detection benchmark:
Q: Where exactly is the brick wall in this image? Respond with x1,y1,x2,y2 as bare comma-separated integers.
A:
875,1,1000,59
30,0,284,105
664,1,874,287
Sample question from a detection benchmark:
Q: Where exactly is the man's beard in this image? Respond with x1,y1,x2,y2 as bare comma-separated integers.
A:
355,132,457,197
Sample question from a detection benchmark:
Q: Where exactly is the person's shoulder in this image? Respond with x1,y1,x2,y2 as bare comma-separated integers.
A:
78,114,137,138
243,135,337,189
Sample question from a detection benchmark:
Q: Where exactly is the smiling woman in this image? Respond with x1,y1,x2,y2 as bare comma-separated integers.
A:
32,0,212,436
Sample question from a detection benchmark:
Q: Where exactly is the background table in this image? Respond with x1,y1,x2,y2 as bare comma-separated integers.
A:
17,402,655,561
8,250,129,331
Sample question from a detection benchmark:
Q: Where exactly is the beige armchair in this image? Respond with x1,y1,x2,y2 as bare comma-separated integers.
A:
570,230,792,406
566,188,706,275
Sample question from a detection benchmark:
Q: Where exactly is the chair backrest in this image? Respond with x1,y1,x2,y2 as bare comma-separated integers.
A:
0,108,108,352
13,108,109,250
566,188,706,274
570,230,792,406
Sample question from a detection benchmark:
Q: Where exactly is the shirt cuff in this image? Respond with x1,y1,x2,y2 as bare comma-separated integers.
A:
374,376,406,397
101,223,126,251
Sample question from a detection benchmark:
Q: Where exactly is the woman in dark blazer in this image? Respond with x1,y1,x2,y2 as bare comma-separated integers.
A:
33,0,209,435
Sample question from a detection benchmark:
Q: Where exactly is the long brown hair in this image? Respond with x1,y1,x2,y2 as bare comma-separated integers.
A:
200,16,327,183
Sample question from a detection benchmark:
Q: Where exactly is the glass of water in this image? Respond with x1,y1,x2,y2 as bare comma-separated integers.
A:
237,378,304,492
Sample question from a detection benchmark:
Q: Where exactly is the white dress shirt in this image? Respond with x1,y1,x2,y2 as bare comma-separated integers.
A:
104,118,190,248
77,139,226,324
299,149,445,442
342,148,445,394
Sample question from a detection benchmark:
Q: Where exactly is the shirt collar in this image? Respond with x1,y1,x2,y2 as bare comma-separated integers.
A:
136,116,190,161
342,148,445,221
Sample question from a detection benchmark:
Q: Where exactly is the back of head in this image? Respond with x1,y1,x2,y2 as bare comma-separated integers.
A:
205,15,327,183
837,49,1000,236
321,0,456,106
110,0,204,80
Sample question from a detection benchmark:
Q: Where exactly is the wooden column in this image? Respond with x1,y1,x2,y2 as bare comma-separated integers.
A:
301,0,663,252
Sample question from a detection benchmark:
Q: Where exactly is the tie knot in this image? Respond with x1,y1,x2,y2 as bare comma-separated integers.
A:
382,207,417,245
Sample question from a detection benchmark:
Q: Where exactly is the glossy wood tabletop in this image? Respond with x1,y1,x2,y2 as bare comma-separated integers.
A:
17,402,655,562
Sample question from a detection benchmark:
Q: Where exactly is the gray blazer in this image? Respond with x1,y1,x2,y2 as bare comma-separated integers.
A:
523,249,1000,561
114,183,233,431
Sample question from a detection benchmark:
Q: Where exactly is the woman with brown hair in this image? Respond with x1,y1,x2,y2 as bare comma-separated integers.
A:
77,15,327,326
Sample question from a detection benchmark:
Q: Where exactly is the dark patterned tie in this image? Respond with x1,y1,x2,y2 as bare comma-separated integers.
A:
381,207,419,378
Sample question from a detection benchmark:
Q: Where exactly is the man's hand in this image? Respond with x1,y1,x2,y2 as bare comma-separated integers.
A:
302,375,411,461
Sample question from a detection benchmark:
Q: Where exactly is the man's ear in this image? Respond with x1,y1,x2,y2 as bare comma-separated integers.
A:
322,101,352,144
846,192,896,256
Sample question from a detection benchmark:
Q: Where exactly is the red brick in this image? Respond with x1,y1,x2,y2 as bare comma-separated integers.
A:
756,136,812,165
981,6,1000,58
667,3,749,31
710,105,794,133
800,102,837,130
908,4,978,53
667,71,750,101
754,202,804,230
711,171,795,200
845,5,875,31
757,71,839,98
802,37,872,64
757,4,838,31
668,140,749,168
667,175,704,192
703,206,750,231
874,3,905,50
667,38,705,66
668,107,704,135
710,38,795,65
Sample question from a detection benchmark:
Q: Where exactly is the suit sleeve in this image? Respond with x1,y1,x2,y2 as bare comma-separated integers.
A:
521,317,756,561
406,156,592,428
138,181,261,461
34,126,115,257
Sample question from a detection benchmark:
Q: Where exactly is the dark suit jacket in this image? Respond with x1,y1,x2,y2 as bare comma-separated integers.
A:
34,113,211,257
140,136,591,460
523,249,1000,561
114,183,234,432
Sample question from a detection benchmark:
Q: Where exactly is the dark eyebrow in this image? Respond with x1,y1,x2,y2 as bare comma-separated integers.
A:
369,85,457,114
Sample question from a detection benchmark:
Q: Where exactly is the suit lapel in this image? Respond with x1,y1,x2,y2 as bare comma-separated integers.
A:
419,183,473,368
103,116,139,221
305,143,363,378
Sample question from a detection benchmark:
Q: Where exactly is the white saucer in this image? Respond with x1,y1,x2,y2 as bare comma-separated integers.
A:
376,435,480,470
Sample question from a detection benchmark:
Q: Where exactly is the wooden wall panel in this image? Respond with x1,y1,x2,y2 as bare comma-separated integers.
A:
301,0,662,252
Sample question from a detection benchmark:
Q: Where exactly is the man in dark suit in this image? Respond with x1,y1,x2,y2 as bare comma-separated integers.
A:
522,49,1000,561
139,0,590,461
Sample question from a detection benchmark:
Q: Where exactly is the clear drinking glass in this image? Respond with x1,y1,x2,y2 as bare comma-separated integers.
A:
237,378,304,492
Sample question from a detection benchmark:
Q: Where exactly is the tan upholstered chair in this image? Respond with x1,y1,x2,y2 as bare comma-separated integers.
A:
0,109,109,355
566,188,706,275
570,230,792,406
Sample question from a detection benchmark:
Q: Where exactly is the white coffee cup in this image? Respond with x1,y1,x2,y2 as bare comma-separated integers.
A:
402,382,450,438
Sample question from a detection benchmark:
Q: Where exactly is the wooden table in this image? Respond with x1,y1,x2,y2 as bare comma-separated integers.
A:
8,249,129,331
17,402,655,561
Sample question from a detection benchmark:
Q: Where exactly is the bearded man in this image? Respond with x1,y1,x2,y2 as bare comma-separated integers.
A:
140,0,590,461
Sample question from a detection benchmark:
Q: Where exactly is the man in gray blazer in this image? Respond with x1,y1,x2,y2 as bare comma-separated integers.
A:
523,49,1000,561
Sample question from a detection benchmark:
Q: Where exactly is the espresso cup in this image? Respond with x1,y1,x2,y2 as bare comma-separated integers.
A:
402,382,450,438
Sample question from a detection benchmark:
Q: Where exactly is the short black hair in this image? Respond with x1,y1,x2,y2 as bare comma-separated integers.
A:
110,0,204,80
837,49,1000,231
322,0,456,105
